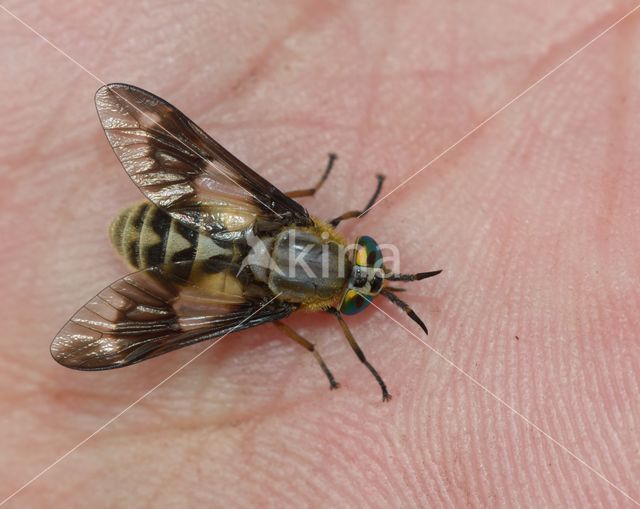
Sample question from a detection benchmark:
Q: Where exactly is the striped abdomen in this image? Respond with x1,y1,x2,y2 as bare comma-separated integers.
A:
110,202,237,270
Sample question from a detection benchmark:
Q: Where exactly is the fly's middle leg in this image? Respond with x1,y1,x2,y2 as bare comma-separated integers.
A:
286,153,338,198
273,320,339,390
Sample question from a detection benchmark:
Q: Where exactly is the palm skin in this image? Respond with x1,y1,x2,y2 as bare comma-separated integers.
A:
1,1,639,507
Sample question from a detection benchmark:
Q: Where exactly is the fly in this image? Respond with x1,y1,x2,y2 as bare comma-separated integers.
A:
50,83,442,401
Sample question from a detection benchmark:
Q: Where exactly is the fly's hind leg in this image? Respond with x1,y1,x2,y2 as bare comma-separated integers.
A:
327,308,391,401
328,174,385,227
286,153,338,198
274,321,340,390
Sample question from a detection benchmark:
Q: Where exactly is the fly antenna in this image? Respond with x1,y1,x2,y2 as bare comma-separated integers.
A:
385,269,442,282
380,288,429,335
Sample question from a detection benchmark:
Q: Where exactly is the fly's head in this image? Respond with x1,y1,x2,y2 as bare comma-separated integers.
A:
339,236,385,315
338,235,442,335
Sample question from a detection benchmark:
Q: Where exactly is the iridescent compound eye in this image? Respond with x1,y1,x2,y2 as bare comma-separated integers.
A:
354,235,382,268
340,288,373,315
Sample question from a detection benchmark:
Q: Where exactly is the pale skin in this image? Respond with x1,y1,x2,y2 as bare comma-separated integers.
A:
1,1,639,507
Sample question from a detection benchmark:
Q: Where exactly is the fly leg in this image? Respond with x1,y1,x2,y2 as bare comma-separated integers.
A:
273,321,340,390
286,153,338,198
328,174,385,227
327,308,391,401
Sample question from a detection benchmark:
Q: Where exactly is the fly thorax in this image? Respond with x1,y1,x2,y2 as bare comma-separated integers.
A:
268,229,348,303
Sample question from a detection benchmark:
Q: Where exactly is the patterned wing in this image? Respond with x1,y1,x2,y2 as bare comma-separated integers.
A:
94,83,312,240
51,264,294,370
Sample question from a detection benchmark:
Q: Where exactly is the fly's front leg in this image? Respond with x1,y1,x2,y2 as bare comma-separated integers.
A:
329,174,385,227
327,308,391,401
273,321,340,390
286,153,338,198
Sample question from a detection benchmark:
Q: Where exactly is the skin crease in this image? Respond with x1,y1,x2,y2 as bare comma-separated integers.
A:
1,0,639,507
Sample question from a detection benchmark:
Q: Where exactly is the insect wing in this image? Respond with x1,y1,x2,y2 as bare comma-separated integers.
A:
95,83,313,239
51,264,294,370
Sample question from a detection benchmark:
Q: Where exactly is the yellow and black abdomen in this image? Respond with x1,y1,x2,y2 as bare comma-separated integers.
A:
109,202,235,270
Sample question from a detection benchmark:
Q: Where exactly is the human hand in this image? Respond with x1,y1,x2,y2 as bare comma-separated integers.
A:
1,1,638,507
